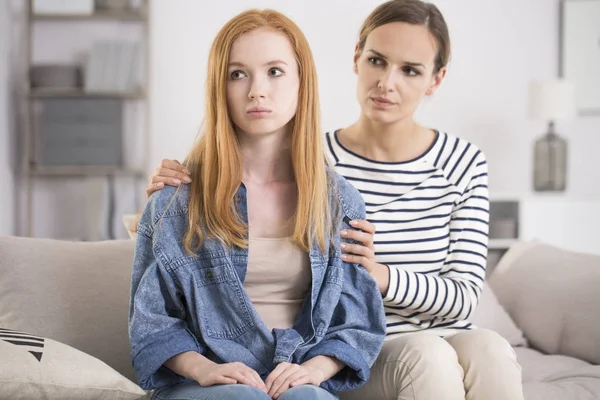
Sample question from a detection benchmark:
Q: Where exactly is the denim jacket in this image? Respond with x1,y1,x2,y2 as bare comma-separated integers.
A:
129,170,386,393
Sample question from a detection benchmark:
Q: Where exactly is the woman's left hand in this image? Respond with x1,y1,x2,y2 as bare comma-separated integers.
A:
340,219,390,295
340,219,377,271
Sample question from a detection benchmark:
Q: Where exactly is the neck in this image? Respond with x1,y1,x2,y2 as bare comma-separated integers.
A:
238,129,295,184
346,115,427,163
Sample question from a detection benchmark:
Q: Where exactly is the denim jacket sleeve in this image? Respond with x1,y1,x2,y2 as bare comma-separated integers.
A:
129,191,204,390
301,174,386,393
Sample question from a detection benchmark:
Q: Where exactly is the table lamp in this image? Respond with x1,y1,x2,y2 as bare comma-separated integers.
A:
528,79,575,192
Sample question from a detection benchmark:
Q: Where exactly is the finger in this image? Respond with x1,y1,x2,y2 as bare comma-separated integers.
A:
156,166,192,183
289,375,311,388
154,160,191,184
242,369,267,392
234,365,264,391
267,366,290,397
280,370,308,389
150,174,185,186
211,375,237,385
230,371,257,387
273,373,300,399
160,158,189,174
341,253,374,270
340,229,374,248
340,242,375,260
265,363,288,392
146,180,165,189
249,369,267,392
348,219,376,234
145,182,164,199
269,365,299,398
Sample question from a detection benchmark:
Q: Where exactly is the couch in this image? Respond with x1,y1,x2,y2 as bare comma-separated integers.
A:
0,235,599,399
476,241,600,400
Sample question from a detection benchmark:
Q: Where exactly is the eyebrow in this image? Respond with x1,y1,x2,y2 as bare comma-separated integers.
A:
228,60,289,68
365,49,427,69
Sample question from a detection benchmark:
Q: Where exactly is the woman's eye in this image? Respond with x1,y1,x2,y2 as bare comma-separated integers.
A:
368,57,384,66
269,68,284,77
230,70,246,80
403,68,420,76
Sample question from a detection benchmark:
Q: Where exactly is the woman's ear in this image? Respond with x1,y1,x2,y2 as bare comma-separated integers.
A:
353,43,360,75
425,66,447,96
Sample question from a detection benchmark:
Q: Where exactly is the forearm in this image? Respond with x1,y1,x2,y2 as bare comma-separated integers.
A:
384,267,481,320
302,355,345,382
164,351,214,382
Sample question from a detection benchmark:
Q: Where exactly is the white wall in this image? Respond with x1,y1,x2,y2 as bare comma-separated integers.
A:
3,0,599,243
0,1,15,235
149,0,600,200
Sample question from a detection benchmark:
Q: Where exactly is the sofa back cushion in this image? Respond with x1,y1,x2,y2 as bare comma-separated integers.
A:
0,236,137,381
489,241,600,365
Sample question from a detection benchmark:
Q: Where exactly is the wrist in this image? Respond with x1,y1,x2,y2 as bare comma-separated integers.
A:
302,355,344,383
190,355,215,381
164,351,212,382
373,262,390,295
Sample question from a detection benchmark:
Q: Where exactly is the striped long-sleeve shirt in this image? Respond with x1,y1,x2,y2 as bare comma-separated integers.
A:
326,130,489,339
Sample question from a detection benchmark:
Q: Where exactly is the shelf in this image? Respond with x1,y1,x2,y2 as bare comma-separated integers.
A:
29,89,145,99
22,0,151,238
488,238,519,250
30,10,147,22
29,165,146,177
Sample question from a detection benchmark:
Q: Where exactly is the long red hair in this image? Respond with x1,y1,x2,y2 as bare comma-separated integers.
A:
183,9,330,254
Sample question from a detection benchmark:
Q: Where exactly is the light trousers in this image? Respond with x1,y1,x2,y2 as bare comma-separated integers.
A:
339,329,524,400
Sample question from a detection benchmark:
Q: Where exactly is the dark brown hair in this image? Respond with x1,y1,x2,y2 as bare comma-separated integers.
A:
357,0,451,73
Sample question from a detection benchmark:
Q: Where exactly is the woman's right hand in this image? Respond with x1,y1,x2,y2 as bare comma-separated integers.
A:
194,360,267,392
146,159,191,199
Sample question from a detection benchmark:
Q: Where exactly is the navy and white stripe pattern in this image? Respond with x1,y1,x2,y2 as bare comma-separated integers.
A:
326,130,489,338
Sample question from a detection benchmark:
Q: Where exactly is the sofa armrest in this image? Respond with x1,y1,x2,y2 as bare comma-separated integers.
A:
489,241,600,365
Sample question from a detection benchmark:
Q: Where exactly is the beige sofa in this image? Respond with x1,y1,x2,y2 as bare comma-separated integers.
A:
0,236,599,399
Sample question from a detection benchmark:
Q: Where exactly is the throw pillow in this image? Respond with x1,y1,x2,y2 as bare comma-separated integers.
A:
489,240,600,365
0,327,148,400
470,282,527,347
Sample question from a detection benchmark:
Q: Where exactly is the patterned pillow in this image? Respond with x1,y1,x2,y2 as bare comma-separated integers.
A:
0,327,148,400
123,213,139,240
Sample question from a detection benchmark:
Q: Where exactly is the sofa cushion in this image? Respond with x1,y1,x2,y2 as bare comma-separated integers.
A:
490,241,600,365
516,347,592,382
469,282,527,347
0,236,136,382
0,327,147,400
516,347,600,400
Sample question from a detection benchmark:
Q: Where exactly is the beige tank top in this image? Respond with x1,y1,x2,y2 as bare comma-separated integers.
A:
244,237,311,331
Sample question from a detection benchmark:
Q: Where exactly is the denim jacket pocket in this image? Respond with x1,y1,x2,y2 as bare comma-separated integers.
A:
192,263,255,339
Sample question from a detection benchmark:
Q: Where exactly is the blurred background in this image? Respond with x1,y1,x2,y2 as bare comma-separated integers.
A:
0,0,598,260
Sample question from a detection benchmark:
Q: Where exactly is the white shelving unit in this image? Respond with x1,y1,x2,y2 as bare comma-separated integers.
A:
487,198,520,274
21,0,151,237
